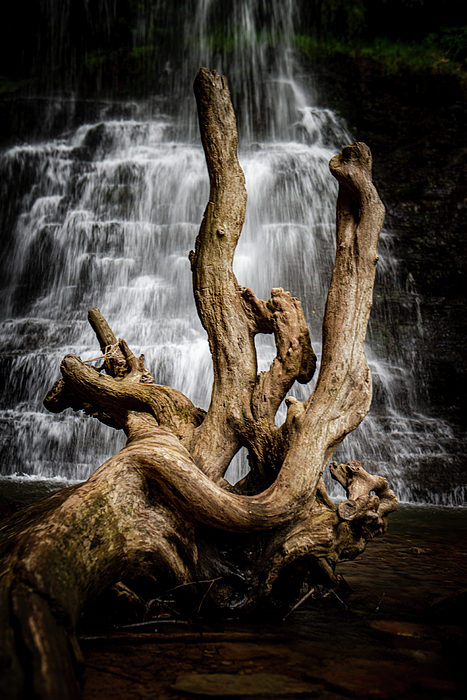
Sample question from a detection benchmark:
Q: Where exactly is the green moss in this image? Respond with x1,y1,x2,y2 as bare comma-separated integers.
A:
294,34,467,84
93,498,105,513
0,76,30,95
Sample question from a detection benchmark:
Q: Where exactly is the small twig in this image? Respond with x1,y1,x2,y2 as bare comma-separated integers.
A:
80,631,290,645
331,589,348,610
146,578,223,629
196,578,218,614
83,662,146,684
117,619,189,629
148,599,182,619
283,587,316,621
83,343,121,364
165,577,222,594
375,591,386,612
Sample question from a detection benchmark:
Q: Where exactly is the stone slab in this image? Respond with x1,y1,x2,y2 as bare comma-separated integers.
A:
172,672,313,696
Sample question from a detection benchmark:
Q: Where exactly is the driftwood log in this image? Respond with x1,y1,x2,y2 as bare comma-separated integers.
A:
0,68,397,699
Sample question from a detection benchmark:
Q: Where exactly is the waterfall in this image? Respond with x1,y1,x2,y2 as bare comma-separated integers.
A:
0,0,463,504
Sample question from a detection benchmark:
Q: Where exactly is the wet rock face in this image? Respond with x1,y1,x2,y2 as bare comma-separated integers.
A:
314,59,467,442
0,96,146,150
382,142,467,431
380,127,467,438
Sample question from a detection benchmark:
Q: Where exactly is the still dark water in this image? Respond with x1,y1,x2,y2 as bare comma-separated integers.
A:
1,474,466,526
387,500,467,540
78,498,467,700
0,474,76,505
1,473,465,551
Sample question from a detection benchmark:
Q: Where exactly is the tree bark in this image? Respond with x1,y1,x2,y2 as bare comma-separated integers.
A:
0,68,397,699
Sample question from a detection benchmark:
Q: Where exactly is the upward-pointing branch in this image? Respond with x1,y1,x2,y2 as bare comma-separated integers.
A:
273,142,385,501
188,69,316,485
188,68,253,479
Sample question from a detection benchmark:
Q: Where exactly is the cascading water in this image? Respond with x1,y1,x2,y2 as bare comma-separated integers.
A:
0,0,463,504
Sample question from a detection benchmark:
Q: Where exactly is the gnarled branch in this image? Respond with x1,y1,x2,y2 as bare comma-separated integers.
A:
330,460,399,527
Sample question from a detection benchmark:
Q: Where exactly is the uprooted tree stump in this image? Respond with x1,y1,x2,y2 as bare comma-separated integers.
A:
0,68,397,699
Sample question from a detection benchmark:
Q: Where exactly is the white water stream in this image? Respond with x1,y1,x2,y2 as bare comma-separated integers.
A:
0,0,462,503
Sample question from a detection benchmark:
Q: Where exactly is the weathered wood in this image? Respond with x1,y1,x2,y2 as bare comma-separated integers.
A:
189,69,317,485
0,69,397,700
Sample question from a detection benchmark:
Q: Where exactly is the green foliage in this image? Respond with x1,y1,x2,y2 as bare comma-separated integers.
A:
295,33,466,80
1,1,465,97
315,490,324,504
356,38,456,75
0,76,30,95
425,26,467,62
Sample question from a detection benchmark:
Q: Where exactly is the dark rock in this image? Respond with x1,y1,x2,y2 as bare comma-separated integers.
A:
311,55,467,444
172,672,314,696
